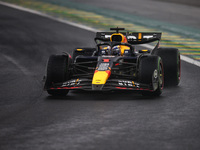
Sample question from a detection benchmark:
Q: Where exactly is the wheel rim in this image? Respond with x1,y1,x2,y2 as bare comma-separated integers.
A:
159,63,164,90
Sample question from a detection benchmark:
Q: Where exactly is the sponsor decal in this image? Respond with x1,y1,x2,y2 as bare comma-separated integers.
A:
98,63,109,71
103,59,110,62
102,55,115,57
118,80,136,87
105,35,111,38
127,36,137,40
143,35,153,39
62,79,81,87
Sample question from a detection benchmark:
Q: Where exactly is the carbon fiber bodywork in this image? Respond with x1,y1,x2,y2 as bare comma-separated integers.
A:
44,28,167,95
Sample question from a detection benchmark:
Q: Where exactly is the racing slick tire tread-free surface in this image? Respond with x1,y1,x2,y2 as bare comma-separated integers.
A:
45,55,70,96
138,55,164,96
153,47,181,86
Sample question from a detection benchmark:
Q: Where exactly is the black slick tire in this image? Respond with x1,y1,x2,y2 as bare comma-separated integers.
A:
45,55,70,96
153,47,180,86
138,55,164,96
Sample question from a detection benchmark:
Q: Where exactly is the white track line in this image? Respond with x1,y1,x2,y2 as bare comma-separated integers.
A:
181,55,200,66
143,44,200,67
0,1,99,33
0,1,200,67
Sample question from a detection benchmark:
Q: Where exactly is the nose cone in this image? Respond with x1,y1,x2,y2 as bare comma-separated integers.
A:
92,70,111,90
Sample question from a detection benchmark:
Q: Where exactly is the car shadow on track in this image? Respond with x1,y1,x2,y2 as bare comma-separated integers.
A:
45,90,165,101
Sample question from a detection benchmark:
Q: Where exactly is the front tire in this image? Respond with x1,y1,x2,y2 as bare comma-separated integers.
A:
45,55,70,96
138,55,164,96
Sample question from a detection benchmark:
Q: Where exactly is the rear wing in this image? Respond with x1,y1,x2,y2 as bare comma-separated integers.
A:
96,32,162,44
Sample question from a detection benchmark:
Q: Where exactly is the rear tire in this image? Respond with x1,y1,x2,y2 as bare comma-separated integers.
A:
45,55,70,96
138,55,164,96
153,47,180,86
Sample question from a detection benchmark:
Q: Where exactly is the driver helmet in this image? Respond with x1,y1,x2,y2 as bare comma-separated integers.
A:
112,45,121,56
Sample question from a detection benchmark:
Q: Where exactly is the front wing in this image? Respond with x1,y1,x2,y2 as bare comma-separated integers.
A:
46,78,155,92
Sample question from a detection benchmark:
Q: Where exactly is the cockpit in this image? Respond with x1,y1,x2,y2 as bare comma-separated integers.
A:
95,29,134,56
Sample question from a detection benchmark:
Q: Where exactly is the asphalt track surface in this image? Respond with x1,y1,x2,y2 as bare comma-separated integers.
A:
73,0,200,29
1,4,200,150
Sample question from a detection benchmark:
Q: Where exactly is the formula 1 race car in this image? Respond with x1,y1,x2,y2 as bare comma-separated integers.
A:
44,27,181,96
